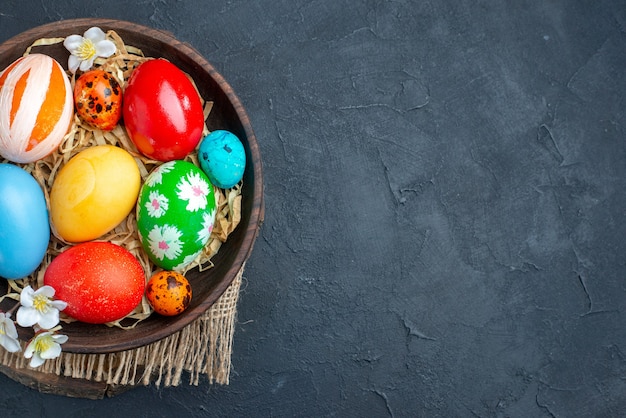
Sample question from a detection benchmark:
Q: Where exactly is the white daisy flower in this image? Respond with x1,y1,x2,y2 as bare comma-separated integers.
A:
145,190,169,218
173,253,200,271
177,172,210,212
146,162,175,186
197,211,215,244
148,224,183,261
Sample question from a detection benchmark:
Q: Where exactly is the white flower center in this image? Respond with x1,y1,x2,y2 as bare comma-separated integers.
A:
34,335,53,353
0,324,5,336
76,38,97,60
33,294,50,313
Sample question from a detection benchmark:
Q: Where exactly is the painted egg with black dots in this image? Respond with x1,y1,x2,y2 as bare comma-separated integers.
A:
146,271,192,316
74,70,122,131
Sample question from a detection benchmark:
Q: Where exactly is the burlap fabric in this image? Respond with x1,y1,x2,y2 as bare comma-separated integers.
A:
0,268,242,392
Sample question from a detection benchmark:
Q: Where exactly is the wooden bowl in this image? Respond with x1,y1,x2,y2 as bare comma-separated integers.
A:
0,19,264,353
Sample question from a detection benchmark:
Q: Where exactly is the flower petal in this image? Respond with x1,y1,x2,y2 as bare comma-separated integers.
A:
37,285,55,298
51,300,68,311
29,353,45,368
23,341,35,358
84,27,106,42
94,39,116,58
40,343,62,360
37,310,60,330
63,34,84,52
68,55,81,73
52,334,69,344
79,57,95,72
0,335,21,353
16,306,39,327
3,317,18,339
20,286,34,307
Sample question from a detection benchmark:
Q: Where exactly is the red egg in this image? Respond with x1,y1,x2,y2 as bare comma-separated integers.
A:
74,70,122,131
123,59,205,161
43,242,145,324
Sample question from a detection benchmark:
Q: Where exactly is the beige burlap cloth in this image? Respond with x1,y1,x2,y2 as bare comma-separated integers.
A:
0,268,242,391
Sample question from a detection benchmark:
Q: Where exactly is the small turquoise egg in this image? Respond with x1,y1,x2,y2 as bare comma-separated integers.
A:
198,130,246,189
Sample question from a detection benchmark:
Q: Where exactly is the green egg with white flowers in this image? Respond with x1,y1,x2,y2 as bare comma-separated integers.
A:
136,160,217,271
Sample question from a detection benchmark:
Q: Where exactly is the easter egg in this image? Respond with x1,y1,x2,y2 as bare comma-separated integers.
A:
44,242,145,324
123,59,205,161
0,54,73,163
137,160,217,271
50,145,141,242
0,164,50,279
198,130,246,189
74,70,122,131
145,271,192,316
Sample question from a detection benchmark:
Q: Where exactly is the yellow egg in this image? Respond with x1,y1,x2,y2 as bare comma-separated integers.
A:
50,145,140,242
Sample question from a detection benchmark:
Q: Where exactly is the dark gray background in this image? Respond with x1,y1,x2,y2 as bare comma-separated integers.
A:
1,1,625,416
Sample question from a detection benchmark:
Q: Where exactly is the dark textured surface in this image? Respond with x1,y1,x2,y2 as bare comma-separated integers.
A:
1,1,625,416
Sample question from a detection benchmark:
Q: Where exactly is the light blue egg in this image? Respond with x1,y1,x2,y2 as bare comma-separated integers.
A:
198,130,246,189
0,164,50,280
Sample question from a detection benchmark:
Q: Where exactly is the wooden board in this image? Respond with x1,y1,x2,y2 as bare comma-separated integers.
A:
0,365,135,399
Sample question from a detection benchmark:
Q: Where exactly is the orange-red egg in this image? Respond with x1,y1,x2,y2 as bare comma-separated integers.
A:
43,242,145,324
0,53,73,163
145,271,192,316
